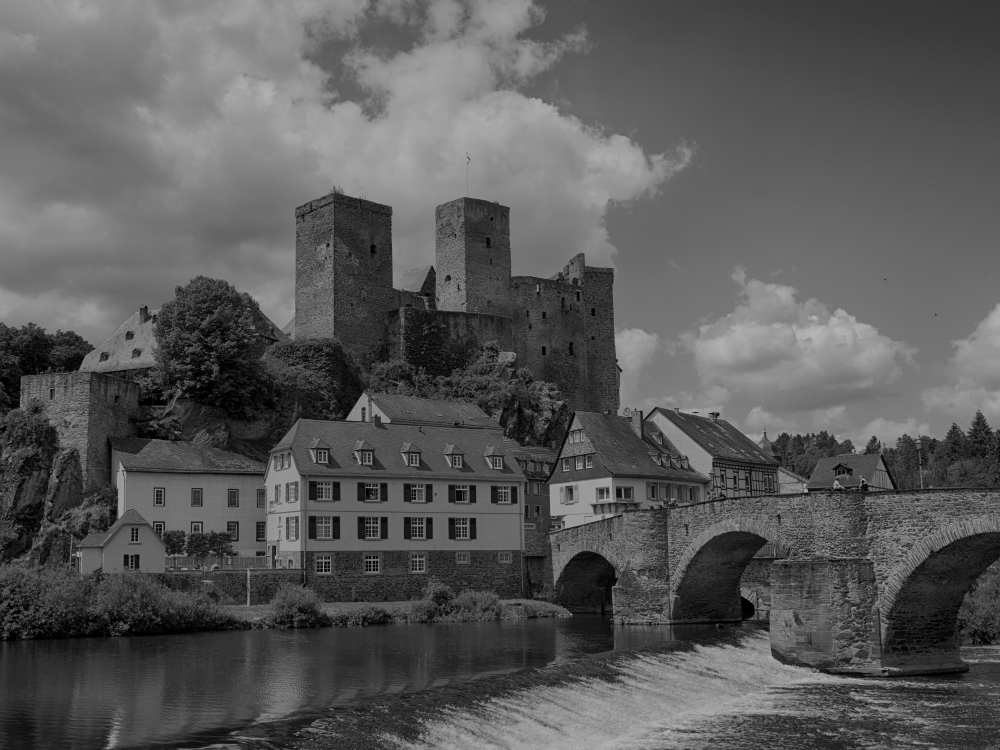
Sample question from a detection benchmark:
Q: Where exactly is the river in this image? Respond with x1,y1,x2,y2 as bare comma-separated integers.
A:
3,618,1000,749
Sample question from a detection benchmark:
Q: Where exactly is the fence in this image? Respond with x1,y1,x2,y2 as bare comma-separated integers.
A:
165,556,269,570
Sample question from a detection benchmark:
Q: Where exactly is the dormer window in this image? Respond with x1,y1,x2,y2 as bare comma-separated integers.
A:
835,466,852,477
131,349,141,359
452,455,463,468
353,440,374,465
359,451,373,465
99,352,109,362
316,449,329,464
491,456,503,470
444,445,464,468
125,331,134,341
408,453,420,466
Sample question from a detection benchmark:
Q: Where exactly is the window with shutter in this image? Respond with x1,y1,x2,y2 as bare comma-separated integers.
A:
380,516,389,539
470,518,477,539
425,484,433,502
403,483,412,502
308,516,317,539
404,517,412,539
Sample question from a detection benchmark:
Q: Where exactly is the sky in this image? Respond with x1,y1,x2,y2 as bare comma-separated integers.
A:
1,0,999,446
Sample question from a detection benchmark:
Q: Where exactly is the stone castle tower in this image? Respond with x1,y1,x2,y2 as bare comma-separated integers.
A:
20,372,140,490
294,193,396,356
435,198,512,318
292,191,620,414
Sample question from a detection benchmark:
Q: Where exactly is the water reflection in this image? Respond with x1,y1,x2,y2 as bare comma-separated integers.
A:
0,617,625,750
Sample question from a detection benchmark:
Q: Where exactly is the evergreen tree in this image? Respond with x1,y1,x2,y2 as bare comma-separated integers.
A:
967,411,994,461
864,436,882,455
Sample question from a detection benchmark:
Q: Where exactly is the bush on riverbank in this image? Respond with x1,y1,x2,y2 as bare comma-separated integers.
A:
960,565,1000,644
0,565,240,639
267,584,327,628
405,579,569,623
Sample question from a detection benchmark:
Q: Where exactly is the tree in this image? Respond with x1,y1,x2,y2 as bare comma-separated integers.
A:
864,436,882,455
967,411,994,461
185,532,211,559
154,276,274,417
162,530,187,563
206,531,236,558
48,330,93,372
5,322,52,376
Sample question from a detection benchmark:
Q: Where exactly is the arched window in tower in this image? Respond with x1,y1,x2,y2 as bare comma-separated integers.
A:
370,244,377,255
541,346,547,356
445,275,451,282
486,237,492,249
561,297,565,309
526,310,530,317
569,342,574,355
591,307,596,316
576,291,581,302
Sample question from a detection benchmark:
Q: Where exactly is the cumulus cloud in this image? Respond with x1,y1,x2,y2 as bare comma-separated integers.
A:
922,303,1000,421
743,406,798,437
681,268,915,412
845,417,931,447
616,327,663,406
0,0,688,342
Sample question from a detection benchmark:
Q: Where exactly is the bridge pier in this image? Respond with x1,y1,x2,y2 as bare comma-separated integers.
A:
612,569,671,623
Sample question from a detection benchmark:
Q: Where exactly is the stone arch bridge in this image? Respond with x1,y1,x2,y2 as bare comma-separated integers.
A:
549,489,1000,676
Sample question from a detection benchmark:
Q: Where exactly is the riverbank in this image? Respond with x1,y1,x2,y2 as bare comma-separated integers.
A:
0,565,568,641
225,598,570,627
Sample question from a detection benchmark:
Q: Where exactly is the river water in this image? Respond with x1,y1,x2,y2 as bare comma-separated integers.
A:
3,618,1000,750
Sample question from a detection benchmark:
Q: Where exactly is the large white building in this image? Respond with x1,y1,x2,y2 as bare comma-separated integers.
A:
111,438,267,556
549,410,709,530
264,418,526,599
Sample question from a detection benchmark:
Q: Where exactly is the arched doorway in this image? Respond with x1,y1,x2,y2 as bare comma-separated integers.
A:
554,551,618,614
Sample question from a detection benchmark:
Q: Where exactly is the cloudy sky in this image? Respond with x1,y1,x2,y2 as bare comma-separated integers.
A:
1,0,998,445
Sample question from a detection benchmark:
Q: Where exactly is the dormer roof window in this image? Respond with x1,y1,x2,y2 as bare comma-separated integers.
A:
309,438,331,464
125,331,134,341
568,429,585,444
400,442,422,467
834,465,852,477
443,444,464,469
352,440,374,466
484,446,504,470
99,352,109,362
131,349,142,359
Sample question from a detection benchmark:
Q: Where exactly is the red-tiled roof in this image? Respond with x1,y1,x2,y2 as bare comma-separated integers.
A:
111,438,266,474
648,408,778,466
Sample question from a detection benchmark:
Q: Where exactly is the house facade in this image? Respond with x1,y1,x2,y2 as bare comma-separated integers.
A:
807,454,897,492
513,447,557,597
76,509,166,574
111,438,267,557
549,410,709,530
264,418,526,599
645,407,779,500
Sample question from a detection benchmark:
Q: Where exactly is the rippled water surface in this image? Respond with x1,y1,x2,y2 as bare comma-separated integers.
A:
5,618,1000,750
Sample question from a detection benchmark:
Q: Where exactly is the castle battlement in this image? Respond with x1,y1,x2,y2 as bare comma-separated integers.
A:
293,191,619,413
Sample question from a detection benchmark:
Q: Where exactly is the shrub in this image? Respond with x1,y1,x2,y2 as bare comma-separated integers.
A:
423,578,455,609
268,584,327,628
440,590,504,622
0,565,91,639
408,600,439,624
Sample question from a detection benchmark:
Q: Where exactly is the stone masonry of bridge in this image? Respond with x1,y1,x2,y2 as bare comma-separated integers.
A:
549,488,1000,676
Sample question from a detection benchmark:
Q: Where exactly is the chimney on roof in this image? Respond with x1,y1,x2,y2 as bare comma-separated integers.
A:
628,409,644,437
674,407,680,413
709,411,720,422
139,305,150,324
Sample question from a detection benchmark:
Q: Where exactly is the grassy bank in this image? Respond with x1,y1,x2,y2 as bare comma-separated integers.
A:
0,565,242,639
0,567,568,641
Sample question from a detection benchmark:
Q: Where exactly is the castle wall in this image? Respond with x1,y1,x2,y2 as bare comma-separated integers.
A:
294,194,395,361
510,276,589,411
436,198,512,318
20,372,139,491
583,266,618,414
386,308,514,376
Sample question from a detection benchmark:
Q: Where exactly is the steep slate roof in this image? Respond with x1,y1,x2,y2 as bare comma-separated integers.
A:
81,308,288,374
368,393,499,429
807,454,894,490
556,412,709,483
111,438,266,474
648,408,778,466
397,265,436,294
76,509,164,549
272,419,526,481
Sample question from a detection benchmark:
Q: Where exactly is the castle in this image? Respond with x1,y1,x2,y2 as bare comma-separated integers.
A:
290,193,621,414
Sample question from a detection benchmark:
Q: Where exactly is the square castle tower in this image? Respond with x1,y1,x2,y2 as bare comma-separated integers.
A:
292,192,619,414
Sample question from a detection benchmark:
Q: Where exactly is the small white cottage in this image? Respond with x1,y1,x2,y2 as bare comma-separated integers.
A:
75,509,166,574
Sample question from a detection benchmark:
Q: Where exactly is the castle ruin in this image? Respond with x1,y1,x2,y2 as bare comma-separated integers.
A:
292,193,620,413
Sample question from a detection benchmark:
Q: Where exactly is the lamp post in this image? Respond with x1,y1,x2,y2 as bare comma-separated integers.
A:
915,436,924,490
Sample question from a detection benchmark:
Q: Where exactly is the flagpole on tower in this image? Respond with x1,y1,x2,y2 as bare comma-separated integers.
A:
466,152,470,197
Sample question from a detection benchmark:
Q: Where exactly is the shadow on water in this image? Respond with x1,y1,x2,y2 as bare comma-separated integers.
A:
0,614,749,750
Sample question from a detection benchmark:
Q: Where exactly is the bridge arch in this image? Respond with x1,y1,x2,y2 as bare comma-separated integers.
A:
879,516,1000,671
670,518,798,623
552,542,622,614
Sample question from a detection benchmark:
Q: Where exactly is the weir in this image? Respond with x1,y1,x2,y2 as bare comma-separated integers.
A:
549,488,1000,676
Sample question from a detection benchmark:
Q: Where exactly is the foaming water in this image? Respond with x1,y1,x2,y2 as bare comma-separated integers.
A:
388,633,833,750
